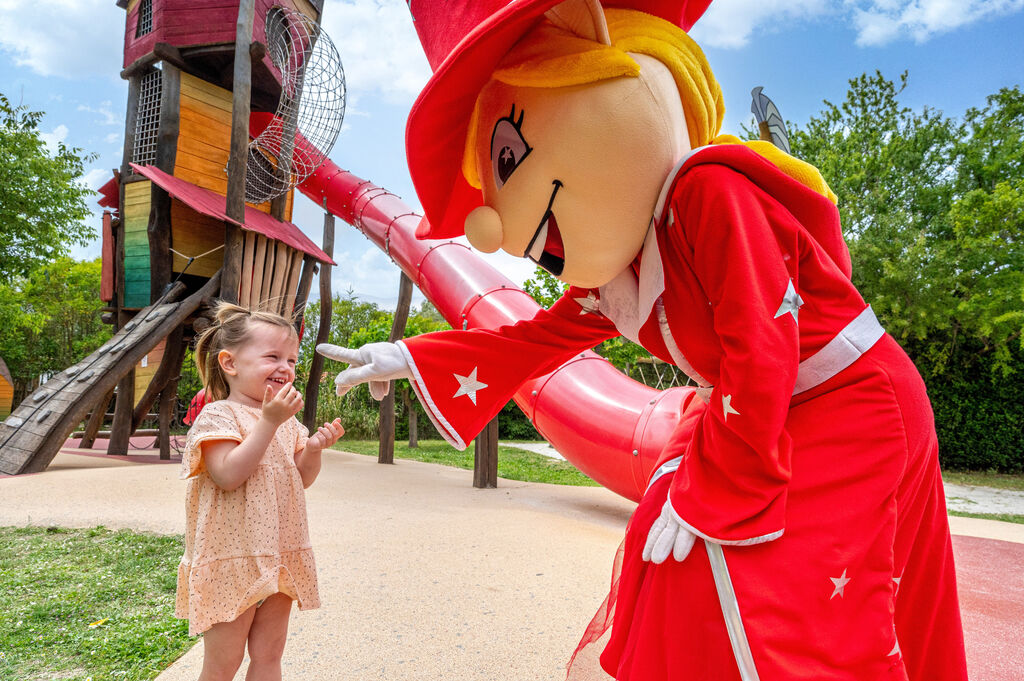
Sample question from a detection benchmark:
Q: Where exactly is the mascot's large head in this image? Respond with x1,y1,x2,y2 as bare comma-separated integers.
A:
405,1,832,289
405,0,714,289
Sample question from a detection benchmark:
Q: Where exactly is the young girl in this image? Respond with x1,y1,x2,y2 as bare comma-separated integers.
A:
176,301,344,681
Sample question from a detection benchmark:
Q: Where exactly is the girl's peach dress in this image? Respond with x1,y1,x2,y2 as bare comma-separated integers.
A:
175,399,320,635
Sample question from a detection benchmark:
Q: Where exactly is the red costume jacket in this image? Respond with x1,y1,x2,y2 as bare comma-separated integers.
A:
399,145,966,681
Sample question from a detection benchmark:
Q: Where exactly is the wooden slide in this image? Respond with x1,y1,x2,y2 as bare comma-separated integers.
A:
0,275,219,475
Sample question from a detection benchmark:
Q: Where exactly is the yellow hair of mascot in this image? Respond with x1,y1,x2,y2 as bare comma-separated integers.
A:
462,9,836,204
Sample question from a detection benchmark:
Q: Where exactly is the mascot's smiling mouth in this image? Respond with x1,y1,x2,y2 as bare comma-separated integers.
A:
524,180,565,276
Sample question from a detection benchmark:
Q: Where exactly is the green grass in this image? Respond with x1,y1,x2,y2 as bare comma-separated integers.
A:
332,439,600,487
948,510,1024,524
0,526,193,681
942,470,1024,491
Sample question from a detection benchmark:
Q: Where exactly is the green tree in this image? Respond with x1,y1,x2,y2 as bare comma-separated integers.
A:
791,73,1023,379
0,257,111,405
790,72,1024,470
0,93,97,277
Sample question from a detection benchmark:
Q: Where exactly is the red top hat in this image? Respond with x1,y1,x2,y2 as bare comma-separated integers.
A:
405,0,712,240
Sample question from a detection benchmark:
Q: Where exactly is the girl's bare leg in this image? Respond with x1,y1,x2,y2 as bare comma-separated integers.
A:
244,594,293,681
198,605,258,681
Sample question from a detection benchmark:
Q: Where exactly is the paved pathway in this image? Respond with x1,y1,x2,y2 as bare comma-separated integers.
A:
1,441,1021,680
502,442,1024,516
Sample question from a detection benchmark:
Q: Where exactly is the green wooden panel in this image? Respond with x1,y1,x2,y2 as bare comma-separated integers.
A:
125,243,152,258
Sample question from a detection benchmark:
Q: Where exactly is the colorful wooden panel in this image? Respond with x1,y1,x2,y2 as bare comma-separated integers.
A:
176,73,232,194
171,199,225,278
123,180,152,309
134,339,165,403
0,378,13,420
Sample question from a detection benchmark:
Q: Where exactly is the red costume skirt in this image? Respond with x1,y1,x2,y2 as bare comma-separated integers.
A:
569,337,968,681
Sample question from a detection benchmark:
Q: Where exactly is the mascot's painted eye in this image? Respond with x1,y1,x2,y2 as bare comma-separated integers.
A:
490,105,532,189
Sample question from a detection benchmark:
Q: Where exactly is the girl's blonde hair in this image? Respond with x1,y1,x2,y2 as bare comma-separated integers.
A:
463,8,836,203
194,301,298,402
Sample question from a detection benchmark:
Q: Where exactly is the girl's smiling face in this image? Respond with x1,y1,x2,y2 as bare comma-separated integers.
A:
218,321,299,407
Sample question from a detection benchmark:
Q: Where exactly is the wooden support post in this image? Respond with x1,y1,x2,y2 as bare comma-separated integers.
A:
108,313,136,456
239,230,256,307
378,272,413,465
158,377,176,460
250,235,268,307
148,62,179,301
401,386,418,448
283,251,303,317
473,417,499,489
80,389,115,449
221,0,256,304
303,212,334,431
292,254,317,328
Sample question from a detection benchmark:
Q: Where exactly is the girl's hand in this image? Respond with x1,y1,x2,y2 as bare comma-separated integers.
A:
262,381,303,426
307,418,345,452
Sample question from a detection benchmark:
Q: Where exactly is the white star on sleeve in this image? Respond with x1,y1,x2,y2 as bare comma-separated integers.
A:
722,394,740,422
573,291,600,315
774,279,804,322
453,367,488,405
829,568,851,599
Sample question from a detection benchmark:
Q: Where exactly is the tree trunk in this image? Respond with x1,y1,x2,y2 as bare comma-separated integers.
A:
403,387,418,448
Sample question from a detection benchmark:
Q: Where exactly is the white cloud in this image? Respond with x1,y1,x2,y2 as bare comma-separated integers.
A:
77,101,120,127
0,0,124,78
104,132,121,144
320,1,431,105
82,167,112,190
39,124,69,153
688,0,1024,49
690,0,832,48
848,0,1024,45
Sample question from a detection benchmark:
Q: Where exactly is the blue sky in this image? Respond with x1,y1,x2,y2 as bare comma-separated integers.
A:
2,0,1022,308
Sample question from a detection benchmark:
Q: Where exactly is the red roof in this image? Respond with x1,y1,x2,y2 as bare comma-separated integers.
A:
130,163,335,265
97,175,119,209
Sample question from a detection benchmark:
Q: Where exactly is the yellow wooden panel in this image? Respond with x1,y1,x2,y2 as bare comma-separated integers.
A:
181,73,233,104
126,0,140,14
180,73,232,112
134,340,165,399
124,180,152,202
123,203,151,221
179,105,232,139
171,200,224,278
174,167,228,195
293,0,318,21
175,152,230,191
177,134,230,168
179,94,233,130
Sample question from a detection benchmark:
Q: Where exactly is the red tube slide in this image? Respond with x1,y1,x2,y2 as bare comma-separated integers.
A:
254,112,701,502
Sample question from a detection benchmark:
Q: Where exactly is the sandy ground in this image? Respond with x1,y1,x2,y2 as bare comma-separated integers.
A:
1,443,1021,680
1,447,634,680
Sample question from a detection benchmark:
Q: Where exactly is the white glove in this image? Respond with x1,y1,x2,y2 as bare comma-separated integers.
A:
316,342,412,400
642,500,696,564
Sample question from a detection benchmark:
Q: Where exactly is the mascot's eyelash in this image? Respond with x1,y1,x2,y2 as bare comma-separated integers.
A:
506,104,525,130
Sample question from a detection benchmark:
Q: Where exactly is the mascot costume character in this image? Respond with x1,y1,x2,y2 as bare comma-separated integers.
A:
318,1,969,679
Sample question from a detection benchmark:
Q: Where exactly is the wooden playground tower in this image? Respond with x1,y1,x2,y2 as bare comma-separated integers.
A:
0,0,339,474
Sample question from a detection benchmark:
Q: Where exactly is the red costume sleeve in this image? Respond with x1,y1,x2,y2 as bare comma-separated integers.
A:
666,163,801,545
399,288,620,449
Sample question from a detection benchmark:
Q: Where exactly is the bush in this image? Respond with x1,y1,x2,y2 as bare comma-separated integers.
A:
923,347,1024,472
